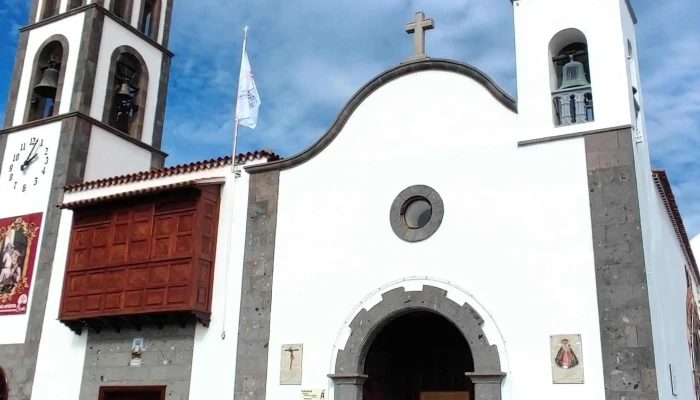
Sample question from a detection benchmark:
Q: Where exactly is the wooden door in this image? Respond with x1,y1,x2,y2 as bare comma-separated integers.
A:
104,393,161,400
99,386,165,400
420,392,470,400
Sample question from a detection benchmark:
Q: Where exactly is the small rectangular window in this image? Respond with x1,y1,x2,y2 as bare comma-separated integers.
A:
112,0,127,20
41,0,57,20
68,0,82,10
139,0,158,39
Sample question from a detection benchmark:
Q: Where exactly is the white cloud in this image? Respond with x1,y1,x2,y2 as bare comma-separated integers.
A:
164,0,517,160
634,0,700,235
161,0,700,235
0,0,695,236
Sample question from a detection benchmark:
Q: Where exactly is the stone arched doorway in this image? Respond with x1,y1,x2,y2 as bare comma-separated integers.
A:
329,286,506,400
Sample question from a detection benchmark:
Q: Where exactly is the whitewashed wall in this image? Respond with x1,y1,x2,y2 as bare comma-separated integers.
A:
31,209,87,400
89,17,164,146
617,2,688,395
0,122,62,345
83,125,153,181
30,159,267,399
188,162,265,400
12,13,85,126
645,189,696,399
513,0,633,141
268,70,606,400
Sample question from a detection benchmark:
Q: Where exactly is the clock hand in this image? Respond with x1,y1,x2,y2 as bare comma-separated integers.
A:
20,142,39,171
21,154,38,171
25,141,38,162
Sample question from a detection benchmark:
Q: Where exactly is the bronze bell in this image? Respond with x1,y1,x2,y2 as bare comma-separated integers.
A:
115,82,133,101
559,55,590,90
33,66,59,99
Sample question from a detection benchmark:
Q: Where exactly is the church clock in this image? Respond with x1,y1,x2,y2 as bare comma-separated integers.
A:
5,136,52,193
0,130,59,207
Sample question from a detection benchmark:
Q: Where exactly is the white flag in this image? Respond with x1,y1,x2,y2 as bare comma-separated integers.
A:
235,46,261,129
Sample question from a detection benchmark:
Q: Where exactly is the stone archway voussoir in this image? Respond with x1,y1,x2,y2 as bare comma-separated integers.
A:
330,284,506,400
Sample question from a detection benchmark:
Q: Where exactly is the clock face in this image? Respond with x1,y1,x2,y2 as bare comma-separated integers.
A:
4,136,52,194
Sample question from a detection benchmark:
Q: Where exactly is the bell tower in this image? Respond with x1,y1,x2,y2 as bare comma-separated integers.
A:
512,2,661,400
0,0,175,399
511,0,641,140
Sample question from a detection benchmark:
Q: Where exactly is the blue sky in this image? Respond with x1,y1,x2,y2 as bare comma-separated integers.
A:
0,0,698,236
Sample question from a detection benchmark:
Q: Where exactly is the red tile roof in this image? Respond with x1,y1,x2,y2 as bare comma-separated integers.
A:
64,150,279,193
652,169,699,280
58,177,225,209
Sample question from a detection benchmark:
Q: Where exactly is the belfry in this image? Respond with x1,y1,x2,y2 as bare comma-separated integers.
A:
0,1,697,400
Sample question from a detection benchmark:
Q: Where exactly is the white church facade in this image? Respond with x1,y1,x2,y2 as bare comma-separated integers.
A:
0,0,698,400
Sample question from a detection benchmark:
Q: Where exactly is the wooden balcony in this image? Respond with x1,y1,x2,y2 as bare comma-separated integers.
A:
57,179,223,334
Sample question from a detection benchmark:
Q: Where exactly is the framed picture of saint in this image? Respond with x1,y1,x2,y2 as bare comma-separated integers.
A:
0,213,42,316
550,334,584,384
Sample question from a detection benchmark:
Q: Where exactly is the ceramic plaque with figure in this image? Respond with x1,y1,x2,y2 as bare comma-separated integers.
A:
550,334,584,383
281,344,303,384
0,213,42,316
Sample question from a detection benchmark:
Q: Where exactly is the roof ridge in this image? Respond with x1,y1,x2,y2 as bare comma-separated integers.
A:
65,150,280,193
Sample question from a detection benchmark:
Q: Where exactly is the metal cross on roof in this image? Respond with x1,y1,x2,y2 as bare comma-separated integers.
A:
405,11,434,61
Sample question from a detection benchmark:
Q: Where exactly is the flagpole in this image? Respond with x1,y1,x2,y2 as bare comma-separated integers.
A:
230,26,248,173
221,25,249,340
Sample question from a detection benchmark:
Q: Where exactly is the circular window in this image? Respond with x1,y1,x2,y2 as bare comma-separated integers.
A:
390,185,444,242
403,198,432,229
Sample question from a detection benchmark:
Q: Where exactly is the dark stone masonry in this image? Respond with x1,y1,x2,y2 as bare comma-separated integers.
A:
585,127,658,400
234,171,280,400
79,325,195,400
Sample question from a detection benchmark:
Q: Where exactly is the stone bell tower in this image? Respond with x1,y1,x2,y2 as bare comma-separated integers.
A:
3,0,175,168
0,0,174,399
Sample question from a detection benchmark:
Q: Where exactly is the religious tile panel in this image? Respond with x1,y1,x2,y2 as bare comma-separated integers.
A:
280,344,303,385
550,334,584,384
0,213,43,316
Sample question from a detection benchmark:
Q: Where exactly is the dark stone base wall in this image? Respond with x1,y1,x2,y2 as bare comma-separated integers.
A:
585,128,659,400
79,325,196,400
234,171,280,400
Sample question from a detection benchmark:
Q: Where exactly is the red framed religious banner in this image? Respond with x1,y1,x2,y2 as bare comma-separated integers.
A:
0,213,42,316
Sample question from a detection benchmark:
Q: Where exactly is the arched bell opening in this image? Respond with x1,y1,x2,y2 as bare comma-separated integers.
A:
330,286,506,400
363,311,475,400
549,28,594,127
103,46,149,140
24,35,70,123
